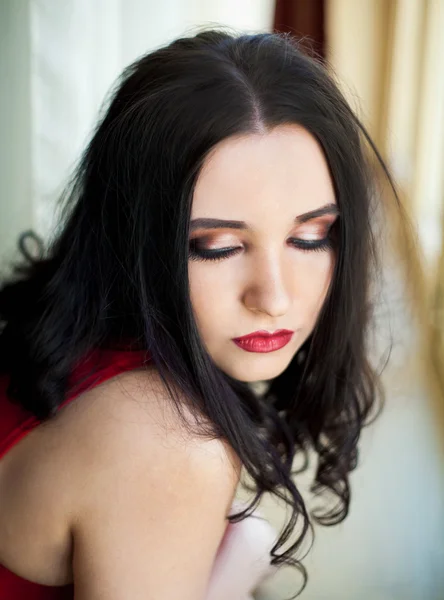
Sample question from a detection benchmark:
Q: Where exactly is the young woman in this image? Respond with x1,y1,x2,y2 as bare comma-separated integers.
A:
0,29,395,599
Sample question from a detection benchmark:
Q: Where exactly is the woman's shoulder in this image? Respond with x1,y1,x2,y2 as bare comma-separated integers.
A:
0,364,242,590
52,363,242,507
60,365,242,598
57,362,241,459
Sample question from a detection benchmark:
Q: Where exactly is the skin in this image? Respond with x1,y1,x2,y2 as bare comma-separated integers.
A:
188,123,338,384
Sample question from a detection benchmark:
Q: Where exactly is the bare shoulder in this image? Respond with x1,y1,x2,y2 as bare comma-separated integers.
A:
55,364,241,486
52,365,242,599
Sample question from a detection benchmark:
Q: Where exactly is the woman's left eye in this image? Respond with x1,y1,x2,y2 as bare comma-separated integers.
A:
188,236,332,262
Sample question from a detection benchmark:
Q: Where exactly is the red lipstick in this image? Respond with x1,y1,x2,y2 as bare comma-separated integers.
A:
232,329,294,353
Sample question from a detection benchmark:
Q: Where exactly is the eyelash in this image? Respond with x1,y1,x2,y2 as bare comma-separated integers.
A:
188,236,333,262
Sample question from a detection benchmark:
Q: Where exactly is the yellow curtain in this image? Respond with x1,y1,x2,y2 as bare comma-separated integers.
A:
325,0,444,429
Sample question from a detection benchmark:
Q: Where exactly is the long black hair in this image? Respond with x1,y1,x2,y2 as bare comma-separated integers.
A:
0,30,395,597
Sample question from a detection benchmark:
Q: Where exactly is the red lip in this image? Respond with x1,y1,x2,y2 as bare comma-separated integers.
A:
233,329,294,341
232,330,294,353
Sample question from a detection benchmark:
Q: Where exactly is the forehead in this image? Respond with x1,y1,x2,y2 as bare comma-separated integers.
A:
192,124,336,219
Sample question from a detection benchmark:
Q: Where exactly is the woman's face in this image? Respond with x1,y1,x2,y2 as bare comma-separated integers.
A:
188,124,338,383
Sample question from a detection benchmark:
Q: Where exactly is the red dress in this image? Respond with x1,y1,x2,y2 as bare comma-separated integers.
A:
0,346,149,599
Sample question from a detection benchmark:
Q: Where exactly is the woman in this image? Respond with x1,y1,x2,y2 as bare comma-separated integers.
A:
0,29,395,599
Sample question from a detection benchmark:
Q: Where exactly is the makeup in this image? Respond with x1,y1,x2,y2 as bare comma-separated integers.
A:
232,329,294,353
188,209,339,263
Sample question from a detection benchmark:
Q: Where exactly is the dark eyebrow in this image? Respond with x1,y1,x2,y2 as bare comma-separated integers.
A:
189,203,339,232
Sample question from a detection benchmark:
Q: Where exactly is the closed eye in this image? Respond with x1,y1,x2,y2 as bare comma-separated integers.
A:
188,235,333,262
288,237,332,252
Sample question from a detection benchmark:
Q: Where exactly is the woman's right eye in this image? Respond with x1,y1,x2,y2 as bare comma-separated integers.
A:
188,240,242,262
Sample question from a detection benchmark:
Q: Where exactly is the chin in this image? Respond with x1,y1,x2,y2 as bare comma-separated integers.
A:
223,359,292,384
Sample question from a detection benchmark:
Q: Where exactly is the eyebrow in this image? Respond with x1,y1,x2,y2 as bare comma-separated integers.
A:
189,203,339,232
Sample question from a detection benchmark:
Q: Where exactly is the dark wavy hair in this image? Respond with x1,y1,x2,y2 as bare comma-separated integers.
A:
0,30,395,598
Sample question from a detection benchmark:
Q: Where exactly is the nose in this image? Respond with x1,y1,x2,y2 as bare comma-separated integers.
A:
242,249,291,317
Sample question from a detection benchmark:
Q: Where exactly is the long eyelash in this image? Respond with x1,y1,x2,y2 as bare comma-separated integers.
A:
188,245,241,262
288,237,332,253
188,235,333,262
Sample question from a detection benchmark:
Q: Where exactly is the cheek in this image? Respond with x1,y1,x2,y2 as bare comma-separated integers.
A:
188,265,231,327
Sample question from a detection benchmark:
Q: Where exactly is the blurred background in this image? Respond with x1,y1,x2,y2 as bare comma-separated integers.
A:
1,1,444,599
